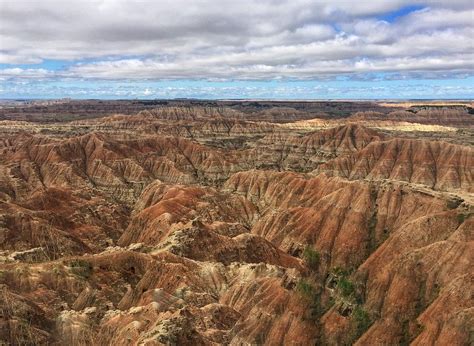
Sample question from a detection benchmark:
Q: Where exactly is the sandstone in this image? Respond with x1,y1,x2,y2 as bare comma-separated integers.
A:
0,103,472,345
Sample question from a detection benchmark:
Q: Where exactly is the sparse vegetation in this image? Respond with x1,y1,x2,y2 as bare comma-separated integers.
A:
456,213,471,224
52,264,64,276
368,209,378,253
400,319,412,346
296,278,316,300
14,266,30,276
302,246,320,271
327,268,372,342
337,276,355,298
332,266,350,277
400,319,425,345
351,306,372,340
69,259,93,279
295,279,321,320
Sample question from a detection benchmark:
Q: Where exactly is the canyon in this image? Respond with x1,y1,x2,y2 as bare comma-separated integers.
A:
0,100,472,345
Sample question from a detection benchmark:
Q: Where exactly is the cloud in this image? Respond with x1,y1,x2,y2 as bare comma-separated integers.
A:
0,0,473,83
3,78,473,100
0,68,54,79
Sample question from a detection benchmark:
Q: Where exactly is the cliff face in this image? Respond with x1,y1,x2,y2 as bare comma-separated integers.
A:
351,106,474,126
0,132,253,200
224,169,472,344
137,106,246,121
241,124,384,172
316,138,474,192
0,105,472,345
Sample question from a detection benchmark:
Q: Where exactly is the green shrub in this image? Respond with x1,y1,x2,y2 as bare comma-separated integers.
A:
337,277,355,298
302,246,320,271
352,306,371,339
456,213,471,224
52,265,63,276
296,279,316,300
332,266,350,277
69,259,93,279
295,279,321,320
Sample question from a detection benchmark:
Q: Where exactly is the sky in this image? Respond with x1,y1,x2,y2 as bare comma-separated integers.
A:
0,0,473,100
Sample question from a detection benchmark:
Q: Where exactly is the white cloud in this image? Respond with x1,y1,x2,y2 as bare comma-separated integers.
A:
0,68,53,79
4,79,473,100
0,0,473,81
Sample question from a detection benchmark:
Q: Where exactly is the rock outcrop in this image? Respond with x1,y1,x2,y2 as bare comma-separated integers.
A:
242,124,384,172
351,106,474,126
316,138,474,192
0,103,472,345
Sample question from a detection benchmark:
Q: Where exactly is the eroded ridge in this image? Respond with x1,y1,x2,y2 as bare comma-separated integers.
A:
0,102,472,345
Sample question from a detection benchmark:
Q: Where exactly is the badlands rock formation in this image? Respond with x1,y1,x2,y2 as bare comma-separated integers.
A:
316,138,473,192
245,124,384,172
0,102,472,345
350,106,474,126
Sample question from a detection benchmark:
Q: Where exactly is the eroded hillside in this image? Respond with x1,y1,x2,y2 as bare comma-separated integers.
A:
0,101,472,345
